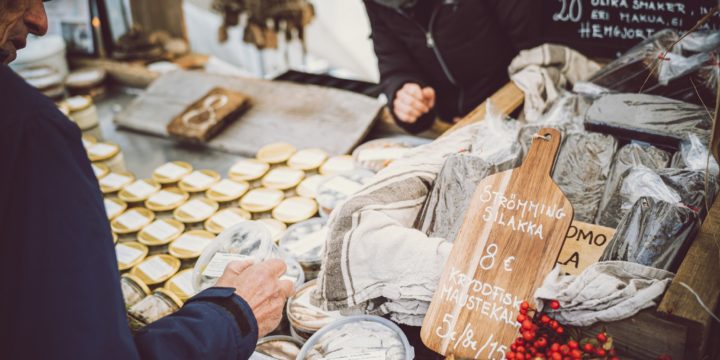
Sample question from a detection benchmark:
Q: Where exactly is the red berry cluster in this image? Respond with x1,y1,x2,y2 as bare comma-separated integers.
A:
506,300,619,360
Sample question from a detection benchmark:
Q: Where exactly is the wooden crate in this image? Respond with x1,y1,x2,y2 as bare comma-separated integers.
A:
446,82,720,360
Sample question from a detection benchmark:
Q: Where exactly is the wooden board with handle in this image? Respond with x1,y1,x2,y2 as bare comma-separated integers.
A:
421,128,574,359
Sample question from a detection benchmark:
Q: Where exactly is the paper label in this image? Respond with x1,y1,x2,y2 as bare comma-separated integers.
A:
88,143,117,158
155,162,188,179
231,161,267,176
143,220,180,241
358,147,410,162
173,235,211,253
265,168,302,185
172,271,196,296
124,180,157,198
149,190,185,207
285,228,328,256
138,257,174,281
322,177,363,196
100,173,131,189
321,351,386,360
116,210,149,229
212,211,246,229
245,191,282,207
202,253,253,277
104,199,123,218
182,171,215,188
180,200,215,219
212,179,245,197
116,244,143,265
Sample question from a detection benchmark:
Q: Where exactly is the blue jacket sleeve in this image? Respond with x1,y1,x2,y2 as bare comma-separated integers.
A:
134,288,259,360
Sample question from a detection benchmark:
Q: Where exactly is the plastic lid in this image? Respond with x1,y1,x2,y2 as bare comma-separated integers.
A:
257,142,297,164
104,197,127,220
240,188,285,213
111,207,155,234
92,163,110,179
131,254,181,286
272,197,318,224
66,95,93,112
164,269,196,301
257,218,288,244
99,171,136,194
261,167,305,191
87,142,120,162
168,230,215,259
192,221,277,292
279,218,327,264
119,179,161,203
296,175,328,199
204,208,253,234
229,159,270,181
65,67,106,88
178,170,221,193
319,155,355,176
206,179,250,203
286,280,342,332
145,188,190,212
173,198,219,223
137,219,185,246
116,242,149,271
152,161,193,184
288,148,328,171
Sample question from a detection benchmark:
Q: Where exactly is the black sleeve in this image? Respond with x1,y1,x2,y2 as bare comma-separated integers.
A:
485,0,542,51
363,0,436,133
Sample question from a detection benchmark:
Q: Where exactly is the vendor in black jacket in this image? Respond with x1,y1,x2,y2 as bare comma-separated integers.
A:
365,0,540,133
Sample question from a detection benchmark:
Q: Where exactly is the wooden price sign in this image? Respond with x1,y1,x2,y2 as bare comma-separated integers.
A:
558,221,615,276
421,128,574,359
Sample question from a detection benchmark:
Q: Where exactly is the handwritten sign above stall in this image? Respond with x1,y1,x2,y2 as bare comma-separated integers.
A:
542,0,720,57
421,128,574,359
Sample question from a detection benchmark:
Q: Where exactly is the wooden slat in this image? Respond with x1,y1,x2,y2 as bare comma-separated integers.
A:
444,82,525,136
657,198,720,358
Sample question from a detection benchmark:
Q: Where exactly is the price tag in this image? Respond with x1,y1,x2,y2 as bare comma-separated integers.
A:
182,171,215,188
322,177,363,196
104,199,123,218
116,210,149,229
358,148,410,162
149,190,185,207
172,271,196,296
155,162,188,179
88,143,117,158
212,211,246,229
138,257,174,281
202,253,253,277
124,180,157,198
116,244,143,265
285,228,328,256
179,200,215,219
143,220,180,241
173,235,211,253
100,173,131,189
212,179,245,197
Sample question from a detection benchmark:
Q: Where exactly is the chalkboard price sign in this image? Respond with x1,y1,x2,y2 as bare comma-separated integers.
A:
542,0,720,57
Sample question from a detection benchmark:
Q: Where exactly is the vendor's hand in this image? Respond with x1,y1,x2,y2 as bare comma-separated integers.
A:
215,259,295,337
393,83,435,124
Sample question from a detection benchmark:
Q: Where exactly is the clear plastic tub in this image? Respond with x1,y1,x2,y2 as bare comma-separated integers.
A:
279,218,327,281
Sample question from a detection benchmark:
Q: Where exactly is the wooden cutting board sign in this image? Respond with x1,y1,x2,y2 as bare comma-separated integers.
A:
421,128,574,359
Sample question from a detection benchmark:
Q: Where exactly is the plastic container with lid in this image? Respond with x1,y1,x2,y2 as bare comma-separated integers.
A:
131,254,182,287
352,138,413,172
178,170,221,194
297,315,414,360
65,67,107,98
204,208,252,234
287,148,328,172
316,170,374,218
152,161,193,186
272,197,318,224
206,179,250,205
257,142,297,165
286,280,343,340
240,188,285,217
66,95,102,139
104,197,127,221
282,256,306,291
229,159,270,184
279,218,327,281
91,163,110,179
164,269,197,301
99,171,135,194
173,198,219,229
253,335,304,360
145,188,189,217
116,242,149,272
121,274,151,308
127,288,183,330
137,219,185,255
111,207,155,236
319,155,355,176
87,142,125,172
261,167,305,191
17,65,65,99
168,230,215,266
257,218,288,244
192,221,278,292
296,175,328,199
119,179,161,205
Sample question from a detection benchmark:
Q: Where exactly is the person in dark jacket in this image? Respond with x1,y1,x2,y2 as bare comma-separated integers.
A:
0,1,292,359
364,0,541,133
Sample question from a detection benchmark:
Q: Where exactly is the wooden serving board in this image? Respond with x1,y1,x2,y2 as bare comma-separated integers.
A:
421,128,574,359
